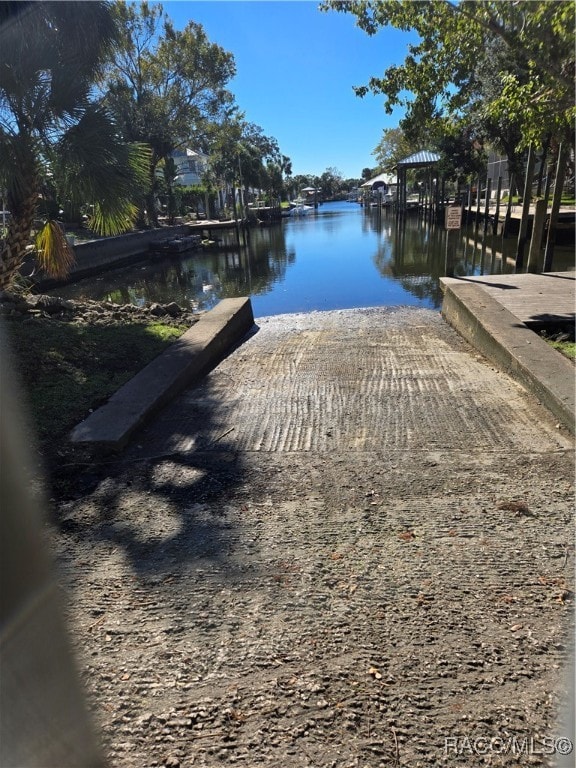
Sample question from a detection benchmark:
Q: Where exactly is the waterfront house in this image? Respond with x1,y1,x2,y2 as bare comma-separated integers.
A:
172,148,210,187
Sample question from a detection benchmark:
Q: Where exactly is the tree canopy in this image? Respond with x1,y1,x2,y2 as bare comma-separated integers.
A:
0,1,150,290
372,127,416,172
323,1,575,162
102,1,236,225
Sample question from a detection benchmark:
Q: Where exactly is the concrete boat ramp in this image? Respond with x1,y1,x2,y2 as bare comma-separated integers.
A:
59,272,574,767
71,271,575,450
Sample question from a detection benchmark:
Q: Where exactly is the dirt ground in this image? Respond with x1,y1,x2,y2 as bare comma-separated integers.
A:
46,307,574,768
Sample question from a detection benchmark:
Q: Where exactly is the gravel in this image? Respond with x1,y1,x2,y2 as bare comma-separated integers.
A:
45,307,574,768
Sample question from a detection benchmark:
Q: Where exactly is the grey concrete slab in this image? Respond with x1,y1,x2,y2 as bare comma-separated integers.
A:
441,276,575,433
442,272,575,325
70,297,254,450
125,307,572,463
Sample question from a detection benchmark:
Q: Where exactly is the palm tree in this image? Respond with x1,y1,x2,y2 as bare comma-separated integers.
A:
0,1,149,292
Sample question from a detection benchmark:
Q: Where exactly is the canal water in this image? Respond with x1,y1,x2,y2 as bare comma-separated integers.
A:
53,200,574,318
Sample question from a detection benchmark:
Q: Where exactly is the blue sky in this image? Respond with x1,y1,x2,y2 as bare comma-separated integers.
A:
163,1,418,180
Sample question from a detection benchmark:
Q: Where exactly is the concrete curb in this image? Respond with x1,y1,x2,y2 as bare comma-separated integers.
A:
440,279,575,434
70,297,255,451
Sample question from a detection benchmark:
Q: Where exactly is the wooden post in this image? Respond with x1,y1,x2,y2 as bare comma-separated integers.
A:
527,198,547,273
483,177,492,237
231,186,241,247
544,143,568,272
403,168,407,215
515,143,536,269
543,163,553,205
503,173,514,237
536,135,550,198
474,175,482,233
493,176,502,236
444,228,453,277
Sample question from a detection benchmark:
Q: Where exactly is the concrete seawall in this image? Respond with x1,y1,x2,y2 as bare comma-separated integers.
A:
30,224,193,288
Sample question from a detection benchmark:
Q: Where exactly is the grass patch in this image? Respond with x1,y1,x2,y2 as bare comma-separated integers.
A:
547,339,576,361
5,319,186,457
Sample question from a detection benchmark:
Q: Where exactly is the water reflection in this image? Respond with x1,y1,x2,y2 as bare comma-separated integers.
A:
53,201,573,317
64,225,296,313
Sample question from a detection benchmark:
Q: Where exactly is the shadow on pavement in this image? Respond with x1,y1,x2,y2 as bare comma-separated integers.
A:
50,374,247,577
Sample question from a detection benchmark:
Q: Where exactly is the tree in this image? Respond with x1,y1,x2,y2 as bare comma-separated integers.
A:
323,1,575,164
103,1,236,227
465,35,529,194
434,123,487,195
0,1,150,291
361,168,376,182
207,114,283,209
290,174,315,198
318,167,344,199
373,127,417,172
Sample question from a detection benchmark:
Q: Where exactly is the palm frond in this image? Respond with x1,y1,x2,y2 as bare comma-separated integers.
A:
52,105,151,236
35,220,75,279
88,199,140,237
0,2,118,123
56,107,151,200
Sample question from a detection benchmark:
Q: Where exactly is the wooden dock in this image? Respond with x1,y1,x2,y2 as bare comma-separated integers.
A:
187,218,246,232
186,218,249,248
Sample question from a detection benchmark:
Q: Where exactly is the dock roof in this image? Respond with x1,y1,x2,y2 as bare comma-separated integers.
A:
361,172,397,188
396,150,440,168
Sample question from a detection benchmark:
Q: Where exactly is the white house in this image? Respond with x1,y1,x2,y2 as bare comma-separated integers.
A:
172,148,209,186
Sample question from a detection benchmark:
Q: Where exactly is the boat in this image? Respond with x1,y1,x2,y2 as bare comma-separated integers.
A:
149,234,203,256
289,204,314,216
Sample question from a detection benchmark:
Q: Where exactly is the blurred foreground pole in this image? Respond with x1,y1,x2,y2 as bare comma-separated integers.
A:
0,324,105,767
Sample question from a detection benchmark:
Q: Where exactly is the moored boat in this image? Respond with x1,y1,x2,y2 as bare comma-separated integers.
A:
289,204,314,216
149,234,203,256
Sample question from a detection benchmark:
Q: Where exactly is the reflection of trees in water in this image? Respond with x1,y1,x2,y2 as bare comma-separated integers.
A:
371,215,447,307
218,225,295,298
369,212,526,308
67,224,294,310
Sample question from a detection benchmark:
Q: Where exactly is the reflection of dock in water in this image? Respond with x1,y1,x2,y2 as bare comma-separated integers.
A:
459,234,517,272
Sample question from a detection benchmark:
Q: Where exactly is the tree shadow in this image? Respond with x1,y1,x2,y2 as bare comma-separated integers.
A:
49,338,258,580
522,312,575,337
455,277,519,290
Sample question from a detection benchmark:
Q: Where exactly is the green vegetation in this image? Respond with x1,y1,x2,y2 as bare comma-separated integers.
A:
1,0,371,293
547,340,576,361
6,319,185,457
324,0,575,197
0,1,304,288
0,2,151,290
104,1,237,228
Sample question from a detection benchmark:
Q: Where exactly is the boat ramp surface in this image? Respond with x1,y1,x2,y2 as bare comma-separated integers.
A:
58,294,573,767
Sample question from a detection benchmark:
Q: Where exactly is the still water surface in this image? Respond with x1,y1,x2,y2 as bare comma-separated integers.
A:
54,200,574,318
